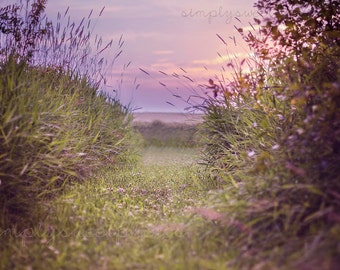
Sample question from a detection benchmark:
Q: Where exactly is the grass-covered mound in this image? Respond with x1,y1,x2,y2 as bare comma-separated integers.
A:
0,59,133,228
195,1,340,268
0,1,135,229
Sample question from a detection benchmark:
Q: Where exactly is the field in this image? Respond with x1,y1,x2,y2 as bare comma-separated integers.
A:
132,113,203,147
132,112,203,124
1,147,225,270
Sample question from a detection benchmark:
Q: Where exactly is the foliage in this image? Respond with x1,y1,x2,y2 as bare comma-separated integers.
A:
197,0,340,268
0,1,135,229
0,0,50,61
253,0,340,61
250,0,340,221
198,82,279,187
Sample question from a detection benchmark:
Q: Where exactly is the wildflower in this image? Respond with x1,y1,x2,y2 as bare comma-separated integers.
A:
272,144,280,150
277,114,284,121
296,128,304,135
117,187,126,194
247,150,256,157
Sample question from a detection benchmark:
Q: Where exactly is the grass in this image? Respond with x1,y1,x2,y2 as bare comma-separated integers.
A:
2,145,339,269
133,120,201,148
0,147,230,270
2,2,339,269
141,146,200,165
0,59,134,229
0,1,136,229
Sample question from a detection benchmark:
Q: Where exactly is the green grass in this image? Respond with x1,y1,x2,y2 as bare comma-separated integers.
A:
2,2,338,269
0,2,136,229
0,147,230,270
141,146,201,165
2,146,339,269
133,121,200,148
0,60,135,229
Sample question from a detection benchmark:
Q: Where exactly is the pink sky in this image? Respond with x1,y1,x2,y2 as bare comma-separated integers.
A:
45,0,258,112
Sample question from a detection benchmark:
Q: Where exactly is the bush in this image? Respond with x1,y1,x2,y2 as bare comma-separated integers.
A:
196,0,340,268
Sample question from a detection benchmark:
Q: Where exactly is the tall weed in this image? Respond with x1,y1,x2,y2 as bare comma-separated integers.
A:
198,58,279,188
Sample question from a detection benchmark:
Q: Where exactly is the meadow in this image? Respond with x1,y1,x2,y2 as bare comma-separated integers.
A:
1,1,339,269
0,146,227,270
132,117,201,148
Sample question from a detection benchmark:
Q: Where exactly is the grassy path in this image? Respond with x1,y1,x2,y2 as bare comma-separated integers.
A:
2,147,231,270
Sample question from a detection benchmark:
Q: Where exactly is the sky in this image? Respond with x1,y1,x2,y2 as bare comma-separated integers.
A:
44,0,258,112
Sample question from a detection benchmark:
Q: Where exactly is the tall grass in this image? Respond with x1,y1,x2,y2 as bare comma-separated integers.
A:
0,1,135,229
182,5,340,268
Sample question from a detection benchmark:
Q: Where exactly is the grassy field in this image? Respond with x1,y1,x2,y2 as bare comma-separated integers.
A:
132,113,203,148
1,147,228,270
133,121,200,148
132,112,203,124
2,1,339,269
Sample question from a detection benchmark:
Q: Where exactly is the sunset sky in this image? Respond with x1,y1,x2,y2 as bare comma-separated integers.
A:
45,0,258,112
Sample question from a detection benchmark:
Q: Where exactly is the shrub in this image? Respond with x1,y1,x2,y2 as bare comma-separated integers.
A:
197,0,340,268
